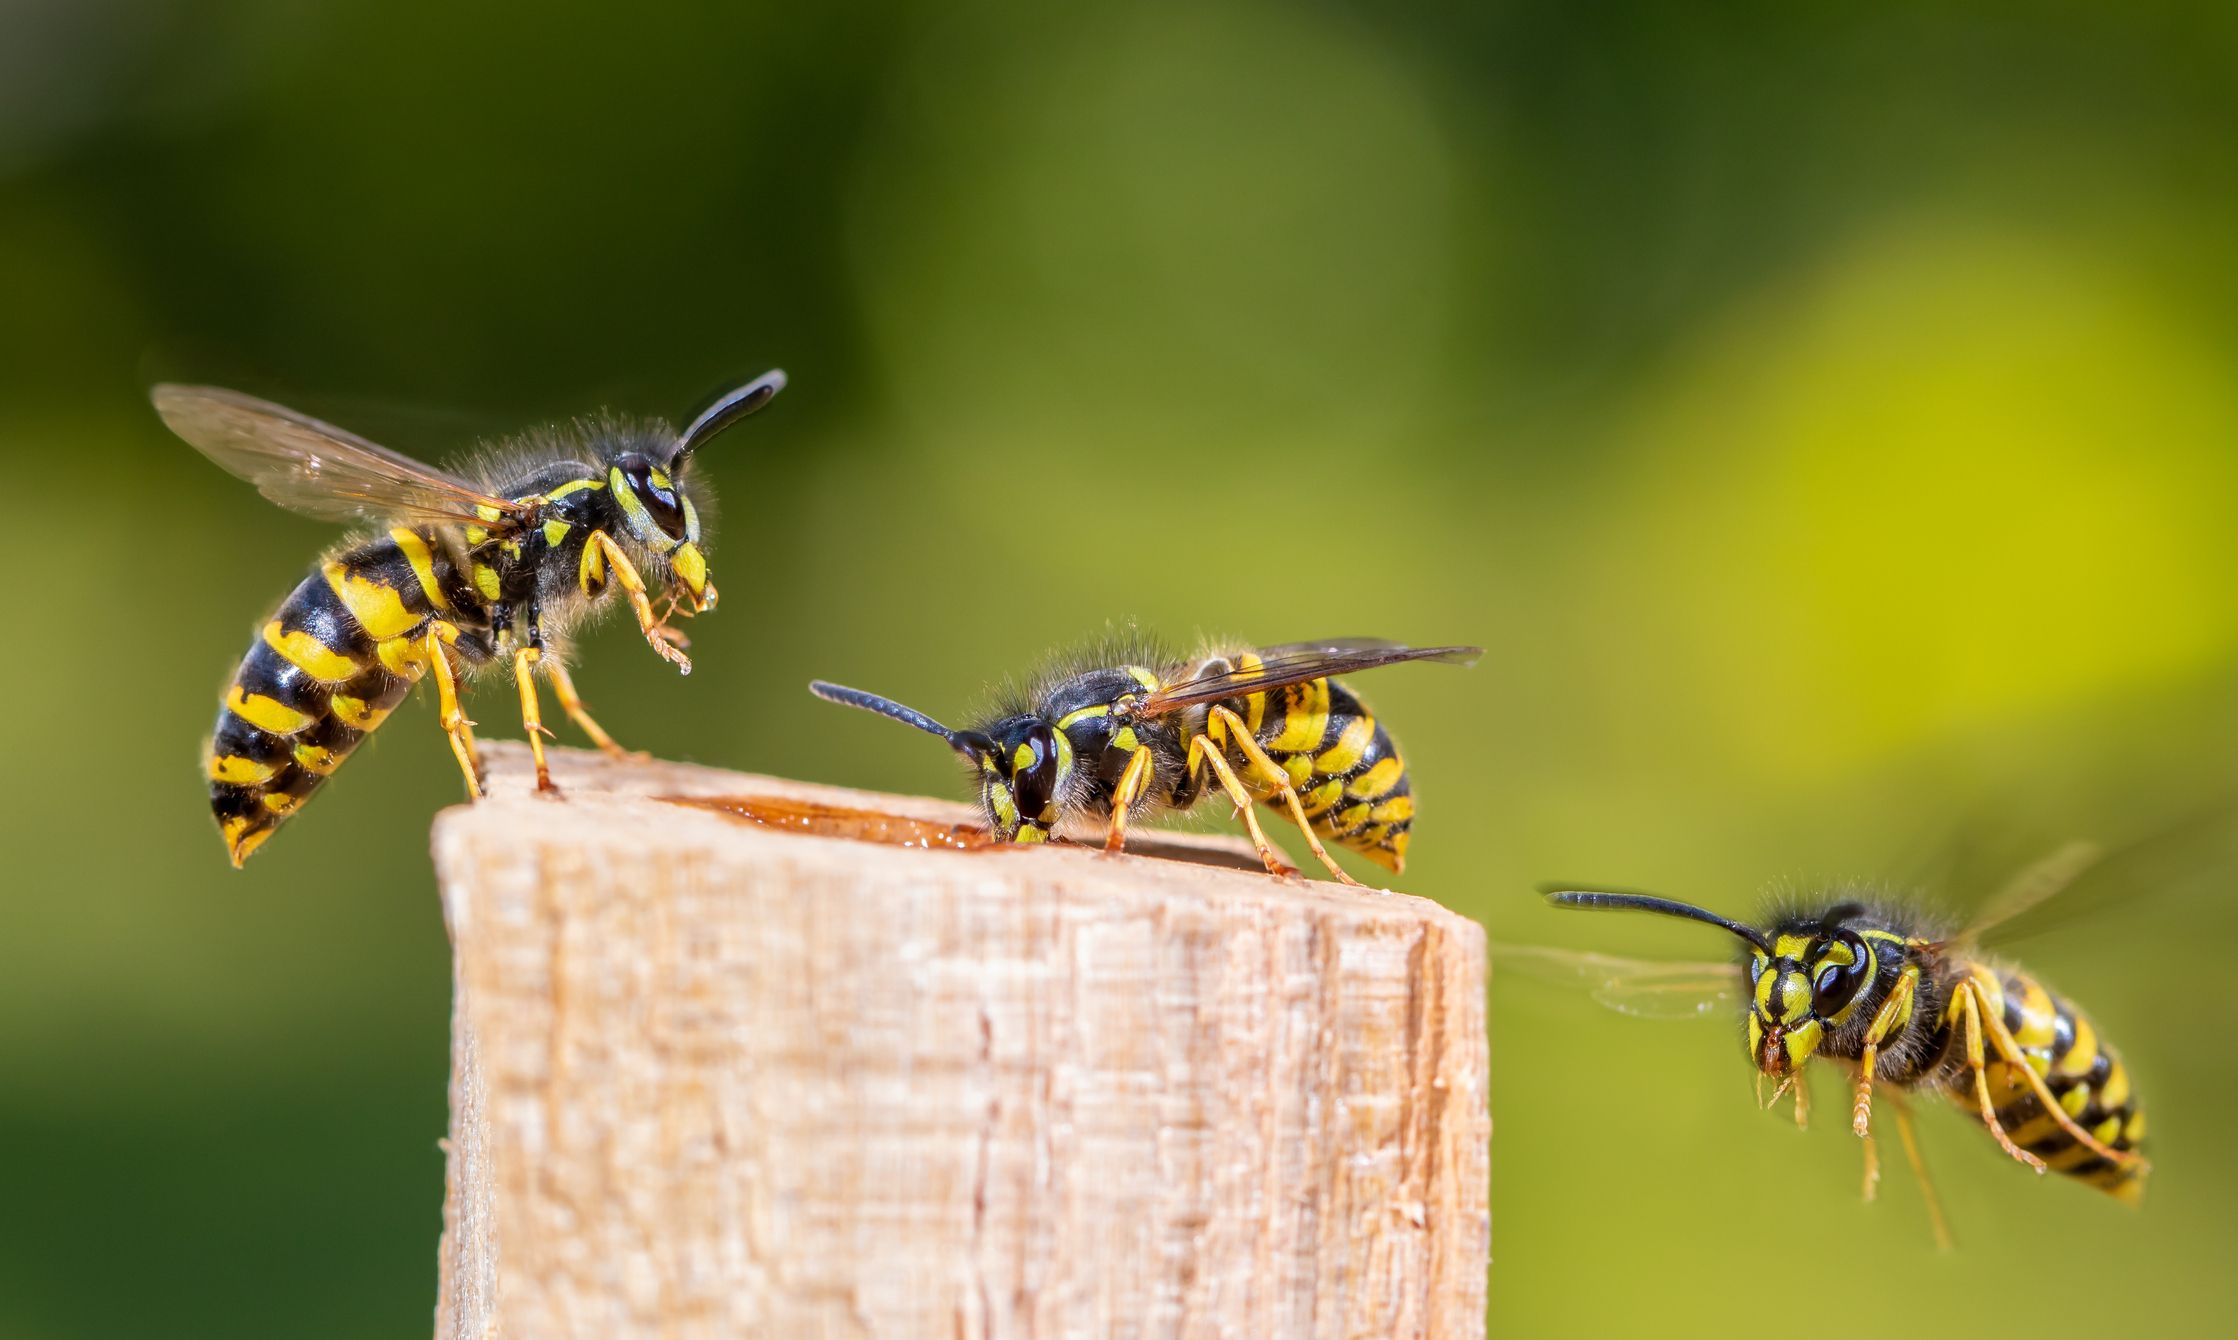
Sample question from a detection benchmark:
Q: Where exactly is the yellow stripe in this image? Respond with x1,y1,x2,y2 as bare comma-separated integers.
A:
293,742,341,774
2054,1016,2099,1079
1055,704,1110,730
226,685,315,735
377,637,423,677
1370,795,1414,824
1345,755,1404,799
2098,1061,2131,1110
210,754,278,786
543,478,603,502
260,791,302,816
323,561,421,641
1298,778,1343,818
389,528,454,614
261,620,361,683
1313,715,1375,775
1267,680,1329,752
330,694,396,731
2010,981,2058,1049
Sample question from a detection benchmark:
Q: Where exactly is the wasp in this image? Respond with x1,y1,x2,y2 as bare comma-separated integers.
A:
809,636,1480,884
1519,842,2150,1246
156,371,787,865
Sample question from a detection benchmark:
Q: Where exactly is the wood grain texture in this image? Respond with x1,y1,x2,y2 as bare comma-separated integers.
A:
432,742,1489,1339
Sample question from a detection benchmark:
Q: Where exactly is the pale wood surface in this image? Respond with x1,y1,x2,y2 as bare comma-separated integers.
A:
431,742,1489,1339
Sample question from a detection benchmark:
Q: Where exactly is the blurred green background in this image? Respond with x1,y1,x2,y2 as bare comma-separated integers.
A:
6,0,2238,1334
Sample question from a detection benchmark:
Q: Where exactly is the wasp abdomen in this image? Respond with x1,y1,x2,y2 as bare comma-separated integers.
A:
1237,672,1414,872
1960,968,2147,1201
208,527,475,864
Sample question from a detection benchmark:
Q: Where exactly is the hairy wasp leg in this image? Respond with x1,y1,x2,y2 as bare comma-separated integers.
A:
582,530,691,673
1185,732,1295,880
1206,704,1362,886
1955,982,2045,1172
510,647,560,794
1888,1092,1953,1251
1977,985,2151,1172
545,658,640,761
1853,964,1920,1138
423,622,481,800
1101,746,1156,855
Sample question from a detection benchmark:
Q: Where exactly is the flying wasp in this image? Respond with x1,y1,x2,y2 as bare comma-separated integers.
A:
157,371,787,865
809,636,1480,884
1515,842,2150,1246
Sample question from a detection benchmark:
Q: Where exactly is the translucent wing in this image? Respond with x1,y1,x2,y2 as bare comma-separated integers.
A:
1132,640,1482,718
153,384,529,528
1496,944,1740,1021
1946,805,2238,948
1952,840,2104,945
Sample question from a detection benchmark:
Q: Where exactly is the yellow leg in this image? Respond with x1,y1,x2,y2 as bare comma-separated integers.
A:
1976,983,2149,1171
1102,745,1155,855
1852,965,1918,1138
583,531,691,673
1888,1093,1954,1251
423,623,481,800
1792,1071,1810,1130
511,647,559,793
1861,1125,1880,1202
545,658,639,760
1206,705,1361,886
1186,732,1295,880
1955,985,2045,1172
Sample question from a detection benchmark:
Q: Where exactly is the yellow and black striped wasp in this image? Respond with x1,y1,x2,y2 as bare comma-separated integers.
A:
810,635,1480,884
1512,842,2153,1246
157,371,786,864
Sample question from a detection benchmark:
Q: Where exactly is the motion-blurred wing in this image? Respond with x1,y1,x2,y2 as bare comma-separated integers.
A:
154,384,528,528
1132,641,1482,718
1497,944,1739,1021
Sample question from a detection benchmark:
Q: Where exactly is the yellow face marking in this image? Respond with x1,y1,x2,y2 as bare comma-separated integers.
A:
542,519,572,548
1752,964,1780,1016
388,528,454,614
1747,1014,1764,1055
1013,825,1048,844
322,561,421,641
1781,1019,1823,1066
1313,716,1375,775
986,781,1018,830
1776,972,1810,1024
292,742,340,774
1773,933,1813,959
209,754,278,786
226,685,315,736
1013,743,1036,772
262,621,360,682
1344,756,1404,799
671,542,709,597
608,466,669,545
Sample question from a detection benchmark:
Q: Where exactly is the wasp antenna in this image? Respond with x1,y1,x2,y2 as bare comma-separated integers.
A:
675,369,787,461
808,680,980,755
1542,888,1773,953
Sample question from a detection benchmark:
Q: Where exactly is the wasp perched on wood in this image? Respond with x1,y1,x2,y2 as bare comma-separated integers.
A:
1516,843,2150,1245
157,371,786,865
809,636,1480,884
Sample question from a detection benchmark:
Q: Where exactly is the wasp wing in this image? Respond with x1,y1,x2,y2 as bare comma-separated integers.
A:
153,384,530,529
1131,641,1482,718
1496,944,1740,1021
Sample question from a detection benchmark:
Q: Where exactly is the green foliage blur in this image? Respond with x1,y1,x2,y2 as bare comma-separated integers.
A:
6,1,2238,1334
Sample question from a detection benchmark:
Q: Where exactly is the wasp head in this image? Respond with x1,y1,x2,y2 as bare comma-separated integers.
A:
1746,912,1877,1077
807,681,1073,843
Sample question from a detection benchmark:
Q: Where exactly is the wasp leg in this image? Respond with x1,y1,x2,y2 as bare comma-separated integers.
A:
1954,982,2046,1172
1792,1071,1810,1130
544,658,642,761
1205,705,1362,886
1976,983,2151,1171
510,646,561,794
1852,964,1920,1138
582,530,691,673
1887,1092,1954,1251
423,623,481,800
1102,745,1156,855
1185,732,1296,880
1861,1123,1881,1202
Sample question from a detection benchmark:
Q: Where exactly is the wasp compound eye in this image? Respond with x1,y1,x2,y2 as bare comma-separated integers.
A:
618,452,688,540
1011,724,1061,823
1812,932,1870,1015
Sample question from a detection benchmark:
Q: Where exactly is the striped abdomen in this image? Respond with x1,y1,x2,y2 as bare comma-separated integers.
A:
208,527,483,864
1232,671,1414,871
1946,966,2148,1202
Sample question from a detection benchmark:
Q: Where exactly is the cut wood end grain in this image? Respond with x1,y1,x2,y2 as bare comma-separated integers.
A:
432,742,1490,1339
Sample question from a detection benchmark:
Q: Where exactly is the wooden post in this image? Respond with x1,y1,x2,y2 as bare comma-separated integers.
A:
431,742,1489,1339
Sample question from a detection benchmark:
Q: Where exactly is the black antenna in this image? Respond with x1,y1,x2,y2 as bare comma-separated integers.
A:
675,369,787,461
809,681,988,760
1543,888,1773,953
